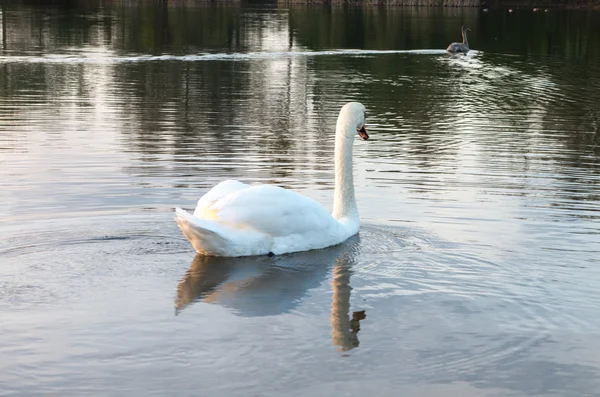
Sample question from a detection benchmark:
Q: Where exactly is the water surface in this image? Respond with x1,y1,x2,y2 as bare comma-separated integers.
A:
1,3,599,396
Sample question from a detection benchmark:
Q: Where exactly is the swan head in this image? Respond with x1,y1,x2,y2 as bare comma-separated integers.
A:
339,102,369,141
462,25,472,32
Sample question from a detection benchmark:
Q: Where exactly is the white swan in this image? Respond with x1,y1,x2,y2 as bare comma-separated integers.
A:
175,102,369,257
447,25,471,54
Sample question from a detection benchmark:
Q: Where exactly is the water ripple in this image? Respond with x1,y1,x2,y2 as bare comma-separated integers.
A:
0,49,449,64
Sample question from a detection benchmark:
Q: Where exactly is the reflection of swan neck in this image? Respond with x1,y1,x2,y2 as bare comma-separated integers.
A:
331,260,359,351
332,118,358,223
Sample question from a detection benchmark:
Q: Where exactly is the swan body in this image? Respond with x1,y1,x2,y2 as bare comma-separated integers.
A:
447,25,471,54
175,102,369,257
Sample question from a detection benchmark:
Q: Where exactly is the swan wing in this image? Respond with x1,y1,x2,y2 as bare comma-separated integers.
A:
208,184,337,238
194,180,250,217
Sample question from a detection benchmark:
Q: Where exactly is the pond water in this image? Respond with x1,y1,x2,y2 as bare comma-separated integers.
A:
1,2,599,396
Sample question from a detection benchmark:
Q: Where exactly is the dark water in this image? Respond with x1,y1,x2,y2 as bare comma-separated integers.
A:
1,2,600,396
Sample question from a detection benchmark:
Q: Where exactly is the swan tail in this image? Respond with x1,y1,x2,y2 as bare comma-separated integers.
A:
175,208,231,255
175,208,270,257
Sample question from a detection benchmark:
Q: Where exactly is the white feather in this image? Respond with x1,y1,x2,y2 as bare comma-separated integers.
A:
175,102,368,257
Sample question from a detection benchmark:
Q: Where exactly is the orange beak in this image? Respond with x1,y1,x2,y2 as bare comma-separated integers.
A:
358,126,369,140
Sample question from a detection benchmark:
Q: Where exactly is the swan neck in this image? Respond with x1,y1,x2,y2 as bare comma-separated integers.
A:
332,120,358,222
462,30,469,47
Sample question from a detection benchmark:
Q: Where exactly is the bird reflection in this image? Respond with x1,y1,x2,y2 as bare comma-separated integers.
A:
176,235,366,351
331,260,367,352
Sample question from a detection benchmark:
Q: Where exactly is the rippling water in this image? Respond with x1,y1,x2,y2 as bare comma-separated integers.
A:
1,2,599,396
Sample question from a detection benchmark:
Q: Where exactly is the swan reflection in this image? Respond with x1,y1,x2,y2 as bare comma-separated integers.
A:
331,261,367,351
176,235,366,351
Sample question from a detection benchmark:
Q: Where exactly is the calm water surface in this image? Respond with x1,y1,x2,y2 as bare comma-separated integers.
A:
1,3,599,396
